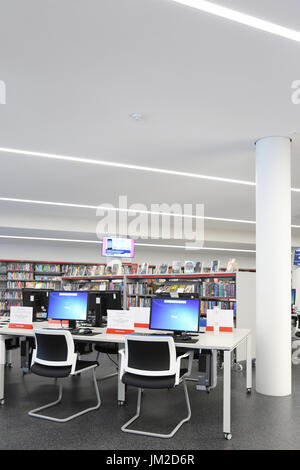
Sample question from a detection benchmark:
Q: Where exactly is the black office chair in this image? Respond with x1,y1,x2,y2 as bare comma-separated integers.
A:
28,329,101,422
94,342,119,380
119,335,193,438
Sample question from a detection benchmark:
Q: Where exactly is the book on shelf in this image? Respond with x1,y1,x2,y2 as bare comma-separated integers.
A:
122,264,131,275
211,260,220,273
139,263,149,275
112,263,122,275
172,261,182,274
158,264,168,275
184,260,195,274
95,265,105,275
226,258,238,272
194,261,203,274
131,264,138,275
85,265,97,277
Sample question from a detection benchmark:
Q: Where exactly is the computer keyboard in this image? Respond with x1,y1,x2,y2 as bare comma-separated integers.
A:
70,328,100,336
132,333,199,343
174,337,199,344
40,327,100,336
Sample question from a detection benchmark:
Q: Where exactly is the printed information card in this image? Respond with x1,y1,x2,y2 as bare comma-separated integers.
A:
9,306,33,329
106,309,135,334
206,308,234,333
129,307,150,328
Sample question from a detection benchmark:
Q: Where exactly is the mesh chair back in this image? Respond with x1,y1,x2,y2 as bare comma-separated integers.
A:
33,329,76,367
124,335,177,377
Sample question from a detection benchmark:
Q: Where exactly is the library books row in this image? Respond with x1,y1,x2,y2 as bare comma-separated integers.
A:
6,281,61,290
61,259,239,278
62,280,123,292
132,259,239,276
6,263,34,272
127,279,236,298
6,262,63,273
2,292,22,300
7,272,35,281
0,301,22,311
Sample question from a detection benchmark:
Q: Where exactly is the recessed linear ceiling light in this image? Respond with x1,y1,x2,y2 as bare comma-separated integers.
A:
0,235,256,253
2,196,300,229
1,196,300,228
169,0,300,43
0,146,299,192
0,147,254,186
0,196,255,225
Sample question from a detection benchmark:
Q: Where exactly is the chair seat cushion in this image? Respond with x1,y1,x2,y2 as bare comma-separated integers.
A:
122,369,188,389
31,360,98,378
94,342,119,355
31,363,72,378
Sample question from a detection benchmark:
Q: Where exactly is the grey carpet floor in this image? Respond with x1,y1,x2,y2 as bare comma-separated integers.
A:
0,349,299,450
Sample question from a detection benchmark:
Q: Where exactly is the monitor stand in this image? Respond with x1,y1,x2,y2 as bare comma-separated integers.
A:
173,331,192,341
68,320,77,330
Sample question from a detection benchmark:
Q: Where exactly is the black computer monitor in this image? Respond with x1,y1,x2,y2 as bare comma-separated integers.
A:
47,291,88,328
87,290,122,327
292,288,296,312
149,297,200,339
22,288,53,321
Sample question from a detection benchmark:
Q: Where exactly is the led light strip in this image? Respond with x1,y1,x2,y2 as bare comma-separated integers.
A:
2,196,300,229
0,196,255,224
170,0,300,43
0,147,254,186
0,146,299,192
0,234,256,253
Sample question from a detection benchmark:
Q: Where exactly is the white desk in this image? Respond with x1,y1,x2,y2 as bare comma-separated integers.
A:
0,323,251,440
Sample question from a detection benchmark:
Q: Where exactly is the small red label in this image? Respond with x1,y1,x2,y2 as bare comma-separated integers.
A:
106,328,135,335
134,323,150,328
206,326,233,332
9,323,33,329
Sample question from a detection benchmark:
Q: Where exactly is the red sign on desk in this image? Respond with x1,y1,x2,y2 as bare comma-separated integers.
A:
106,309,135,335
9,306,33,329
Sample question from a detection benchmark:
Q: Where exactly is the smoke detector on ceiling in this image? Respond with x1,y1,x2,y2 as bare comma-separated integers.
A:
130,113,143,121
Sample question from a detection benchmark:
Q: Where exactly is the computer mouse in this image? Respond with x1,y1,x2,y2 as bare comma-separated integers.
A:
78,328,92,334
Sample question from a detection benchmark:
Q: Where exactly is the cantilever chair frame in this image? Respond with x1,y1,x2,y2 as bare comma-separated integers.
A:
28,328,101,423
119,335,194,439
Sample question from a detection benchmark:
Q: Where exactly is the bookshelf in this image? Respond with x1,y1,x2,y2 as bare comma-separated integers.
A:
0,259,256,359
0,259,123,315
125,271,256,360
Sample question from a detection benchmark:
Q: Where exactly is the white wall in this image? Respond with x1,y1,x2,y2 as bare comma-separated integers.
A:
0,238,256,269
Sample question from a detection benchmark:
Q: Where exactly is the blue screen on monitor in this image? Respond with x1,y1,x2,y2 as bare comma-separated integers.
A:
47,292,88,321
292,289,296,305
294,250,300,266
150,298,199,333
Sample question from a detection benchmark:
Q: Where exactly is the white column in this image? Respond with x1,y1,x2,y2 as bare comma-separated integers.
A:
256,136,291,396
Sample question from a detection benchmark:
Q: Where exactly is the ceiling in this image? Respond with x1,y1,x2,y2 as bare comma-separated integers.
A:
0,0,300,251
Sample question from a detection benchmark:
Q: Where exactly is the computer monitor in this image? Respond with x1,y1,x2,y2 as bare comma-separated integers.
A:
87,290,122,327
47,291,88,328
292,288,296,312
294,250,300,266
149,297,200,339
22,288,53,321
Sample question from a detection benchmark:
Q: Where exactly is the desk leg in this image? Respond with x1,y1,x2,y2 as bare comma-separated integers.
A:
0,336,6,405
118,344,126,406
223,350,232,440
246,334,252,393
